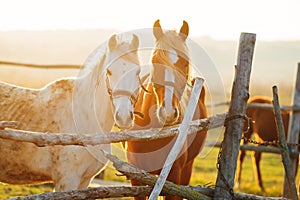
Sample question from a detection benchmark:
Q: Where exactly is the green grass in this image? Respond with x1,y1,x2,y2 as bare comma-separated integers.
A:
0,183,53,199
2,137,299,199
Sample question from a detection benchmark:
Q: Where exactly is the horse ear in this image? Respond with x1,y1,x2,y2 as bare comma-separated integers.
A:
131,34,139,50
153,19,163,40
108,34,117,49
179,20,189,41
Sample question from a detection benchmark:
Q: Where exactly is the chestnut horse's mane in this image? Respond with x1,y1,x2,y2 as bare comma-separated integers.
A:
152,30,191,83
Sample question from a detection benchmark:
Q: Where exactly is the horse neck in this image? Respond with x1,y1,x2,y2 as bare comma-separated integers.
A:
74,54,114,133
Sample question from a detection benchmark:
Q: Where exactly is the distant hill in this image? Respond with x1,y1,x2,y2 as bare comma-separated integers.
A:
0,30,299,96
0,29,116,88
195,36,300,83
0,29,117,64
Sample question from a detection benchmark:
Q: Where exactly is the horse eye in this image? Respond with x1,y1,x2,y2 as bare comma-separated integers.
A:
136,69,141,75
107,69,112,76
169,49,178,64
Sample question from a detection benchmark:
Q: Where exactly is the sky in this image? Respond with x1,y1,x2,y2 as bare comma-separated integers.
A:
1,0,300,40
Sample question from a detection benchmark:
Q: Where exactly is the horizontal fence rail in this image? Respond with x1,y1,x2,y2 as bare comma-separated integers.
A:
0,113,226,146
207,101,300,111
0,60,81,69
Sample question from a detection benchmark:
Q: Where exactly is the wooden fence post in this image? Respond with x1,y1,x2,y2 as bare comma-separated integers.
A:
149,78,204,200
283,62,300,198
214,32,256,199
273,86,298,199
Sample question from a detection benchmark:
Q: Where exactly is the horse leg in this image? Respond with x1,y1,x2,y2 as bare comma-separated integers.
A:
180,160,194,186
164,167,183,200
236,149,246,189
78,177,93,189
50,146,108,191
131,180,147,200
53,173,81,191
252,150,264,191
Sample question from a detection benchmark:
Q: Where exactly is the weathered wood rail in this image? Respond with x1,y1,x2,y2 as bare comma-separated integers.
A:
272,86,298,199
283,62,300,198
0,112,226,146
208,101,300,112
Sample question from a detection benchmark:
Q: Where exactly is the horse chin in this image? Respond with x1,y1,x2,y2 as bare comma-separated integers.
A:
114,107,135,130
163,118,179,127
115,120,134,130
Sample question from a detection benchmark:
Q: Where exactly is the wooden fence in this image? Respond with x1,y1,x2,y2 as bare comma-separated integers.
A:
1,33,299,199
207,62,300,199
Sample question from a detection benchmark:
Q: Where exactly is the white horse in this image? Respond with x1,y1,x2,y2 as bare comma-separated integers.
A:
0,34,142,191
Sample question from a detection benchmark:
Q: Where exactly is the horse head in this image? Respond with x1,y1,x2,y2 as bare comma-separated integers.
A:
151,20,190,126
104,34,142,130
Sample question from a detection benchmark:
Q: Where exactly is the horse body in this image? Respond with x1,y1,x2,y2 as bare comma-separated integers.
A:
0,79,105,190
0,79,75,133
0,34,141,191
236,96,290,191
125,85,188,175
124,20,207,200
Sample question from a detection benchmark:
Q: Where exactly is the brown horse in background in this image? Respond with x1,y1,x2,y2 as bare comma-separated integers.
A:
123,20,207,200
236,96,290,191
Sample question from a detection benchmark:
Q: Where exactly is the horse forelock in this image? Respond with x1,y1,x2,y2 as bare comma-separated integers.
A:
152,31,190,88
152,30,190,77
155,31,189,59
106,42,140,66
81,40,140,78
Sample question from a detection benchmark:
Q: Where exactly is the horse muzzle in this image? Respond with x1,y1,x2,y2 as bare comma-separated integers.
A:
114,110,134,130
157,106,179,126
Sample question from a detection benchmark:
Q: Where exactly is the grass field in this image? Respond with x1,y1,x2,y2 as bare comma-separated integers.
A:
1,129,299,199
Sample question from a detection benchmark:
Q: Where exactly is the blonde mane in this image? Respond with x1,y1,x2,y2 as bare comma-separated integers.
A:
154,30,189,59
152,30,191,83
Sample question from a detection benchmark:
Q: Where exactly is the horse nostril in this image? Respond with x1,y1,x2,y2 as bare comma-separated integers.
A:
130,111,134,120
115,111,121,121
158,106,166,118
174,108,179,119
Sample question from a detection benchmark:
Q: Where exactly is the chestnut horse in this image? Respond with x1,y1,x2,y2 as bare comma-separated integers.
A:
236,96,290,191
123,20,207,200
0,34,142,191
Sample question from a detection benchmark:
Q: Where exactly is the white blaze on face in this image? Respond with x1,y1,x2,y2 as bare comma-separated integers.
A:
113,96,133,121
168,49,179,64
164,67,175,113
163,49,178,113
109,59,140,129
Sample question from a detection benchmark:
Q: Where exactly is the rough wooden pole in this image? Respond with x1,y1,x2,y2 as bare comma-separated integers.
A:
149,78,204,200
0,113,226,146
9,186,154,200
214,32,256,199
102,151,210,200
272,86,298,199
208,101,300,111
283,62,300,198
